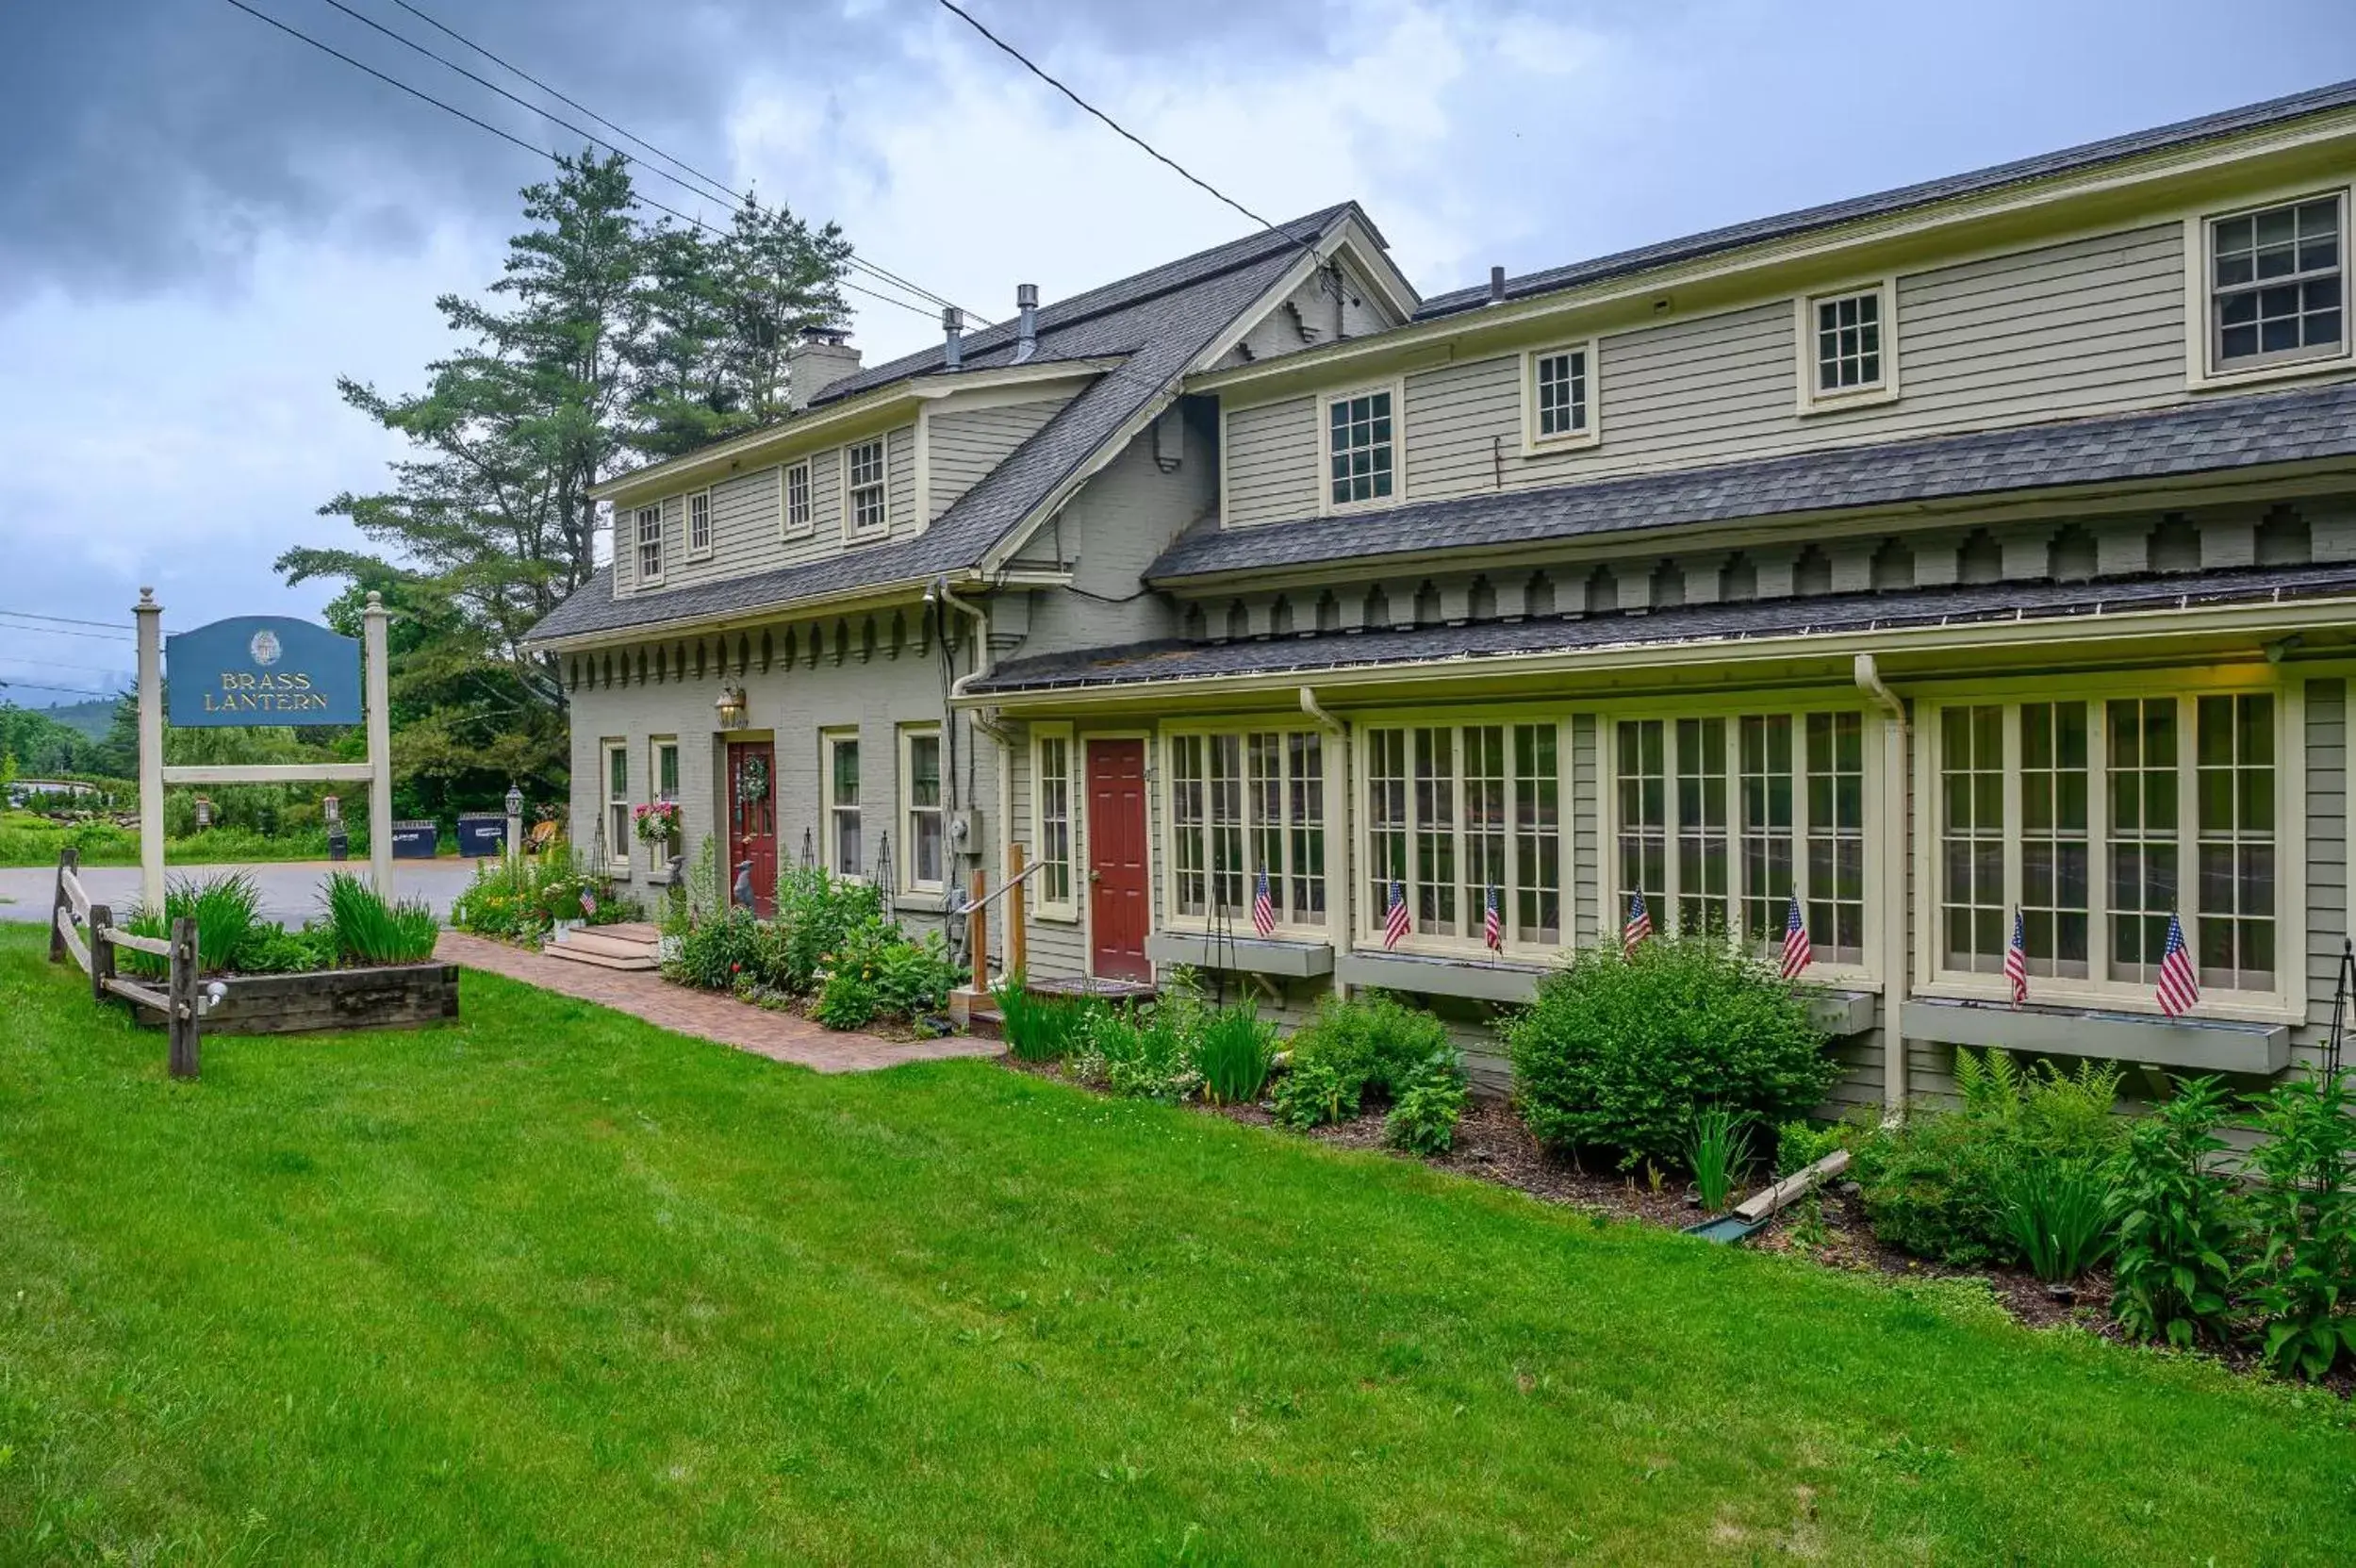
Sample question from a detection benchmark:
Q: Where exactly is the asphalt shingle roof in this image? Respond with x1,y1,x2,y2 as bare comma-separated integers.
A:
970,561,2356,695
1145,379,2356,586
1418,78,2356,319
526,206,1359,647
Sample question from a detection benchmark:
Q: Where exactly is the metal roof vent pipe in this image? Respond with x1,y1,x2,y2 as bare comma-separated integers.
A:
1488,265,1507,305
1013,282,1039,363
941,305,964,370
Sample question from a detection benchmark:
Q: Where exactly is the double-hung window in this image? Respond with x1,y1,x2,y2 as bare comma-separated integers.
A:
1796,282,1896,410
782,461,812,536
1929,686,2285,1008
649,737,680,869
602,740,630,871
1526,342,1596,447
823,731,861,878
901,727,944,891
1167,728,1326,931
1362,720,1559,951
634,503,664,584
846,440,887,536
685,489,712,559
1326,387,1395,507
1613,709,1867,967
2206,193,2345,374
1033,728,1075,918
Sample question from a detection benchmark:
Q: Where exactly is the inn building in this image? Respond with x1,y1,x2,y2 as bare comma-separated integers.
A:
525,81,2356,1109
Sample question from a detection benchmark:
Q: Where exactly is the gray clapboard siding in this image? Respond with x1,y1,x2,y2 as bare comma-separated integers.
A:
1226,397,1321,525
887,425,917,540
2302,678,2348,1071
927,396,1074,520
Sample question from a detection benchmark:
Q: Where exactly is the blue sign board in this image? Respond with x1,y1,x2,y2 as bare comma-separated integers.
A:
165,617,363,728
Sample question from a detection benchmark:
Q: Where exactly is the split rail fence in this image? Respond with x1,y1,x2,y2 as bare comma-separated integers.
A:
47,848,205,1078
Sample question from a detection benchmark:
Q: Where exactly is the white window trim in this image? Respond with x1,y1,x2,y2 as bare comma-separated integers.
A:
820,728,864,882
1030,722,1079,923
684,488,713,561
647,736,681,871
1159,723,1335,941
899,724,946,894
1316,377,1407,518
1792,278,1900,416
1596,699,1882,985
633,503,666,586
780,460,814,539
1520,338,1601,454
601,738,631,874
1910,672,2305,1024
842,438,889,541
2182,183,2355,392
1351,709,1571,962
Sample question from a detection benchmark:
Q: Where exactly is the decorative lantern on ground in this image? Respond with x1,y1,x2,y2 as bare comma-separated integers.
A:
504,784,524,866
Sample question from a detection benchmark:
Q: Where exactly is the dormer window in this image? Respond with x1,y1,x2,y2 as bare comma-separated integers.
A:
686,488,712,559
1795,281,1898,412
846,439,887,536
1326,387,1395,507
2207,193,2344,373
634,503,664,585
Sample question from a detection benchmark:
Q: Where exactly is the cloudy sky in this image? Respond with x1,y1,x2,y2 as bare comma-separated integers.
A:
1,0,2350,706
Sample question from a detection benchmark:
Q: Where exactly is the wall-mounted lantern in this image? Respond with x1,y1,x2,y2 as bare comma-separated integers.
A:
716,684,748,731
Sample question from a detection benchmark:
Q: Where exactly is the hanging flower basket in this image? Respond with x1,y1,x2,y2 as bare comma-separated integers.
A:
633,800,683,846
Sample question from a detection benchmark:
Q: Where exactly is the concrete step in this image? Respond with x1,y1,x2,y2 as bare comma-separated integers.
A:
540,941,659,972
557,927,662,962
967,1007,1004,1042
591,921,663,944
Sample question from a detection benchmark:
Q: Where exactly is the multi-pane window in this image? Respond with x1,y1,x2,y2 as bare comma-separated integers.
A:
902,729,943,889
602,741,630,869
650,738,680,869
1616,709,1867,966
1814,289,1883,392
847,440,887,536
1931,691,2279,1003
783,461,812,535
1326,388,1394,505
1533,347,1590,440
634,504,664,583
1168,729,1325,928
1035,732,1073,914
2210,195,2343,370
824,733,861,878
1363,721,1560,949
686,489,712,557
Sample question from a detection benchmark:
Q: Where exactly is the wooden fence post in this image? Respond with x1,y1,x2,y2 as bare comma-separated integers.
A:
49,846,77,964
90,903,115,1006
168,916,200,1080
969,867,989,997
1006,843,1027,982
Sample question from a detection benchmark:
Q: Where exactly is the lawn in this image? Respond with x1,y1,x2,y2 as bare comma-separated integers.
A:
0,925,2349,1564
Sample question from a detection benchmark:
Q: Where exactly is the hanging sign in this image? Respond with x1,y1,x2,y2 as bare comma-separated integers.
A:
165,616,364,728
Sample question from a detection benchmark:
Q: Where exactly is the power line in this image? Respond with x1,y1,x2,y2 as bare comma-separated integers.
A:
377,0,989,324
211,0,945,322
0,618,136,644
0,607,133,632
0,678,125,700
0,654,137,675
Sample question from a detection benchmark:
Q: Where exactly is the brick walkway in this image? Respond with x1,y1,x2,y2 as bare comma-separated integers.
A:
435,931,1001,1074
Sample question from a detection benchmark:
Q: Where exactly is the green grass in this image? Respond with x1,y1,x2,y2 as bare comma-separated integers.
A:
0,925,2349,1564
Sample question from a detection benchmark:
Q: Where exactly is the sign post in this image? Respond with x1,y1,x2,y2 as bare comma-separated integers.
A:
137,588,395,908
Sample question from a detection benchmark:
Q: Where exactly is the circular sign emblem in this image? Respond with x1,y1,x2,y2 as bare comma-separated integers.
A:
249,629,282,667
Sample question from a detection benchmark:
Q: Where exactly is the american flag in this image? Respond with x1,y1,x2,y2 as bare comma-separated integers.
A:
1252,867,1276,938
2002,907,2029,1005
2156,913,2200,1017
580,887,598,917
1484,884,1503,952
1779,893,1813,980
1383,880,1411,949
1623,889,1653,956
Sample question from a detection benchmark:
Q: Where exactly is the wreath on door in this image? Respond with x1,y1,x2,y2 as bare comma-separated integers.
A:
735,754,770,805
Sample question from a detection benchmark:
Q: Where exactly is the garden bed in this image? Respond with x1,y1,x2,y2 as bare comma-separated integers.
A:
131,960,461,1035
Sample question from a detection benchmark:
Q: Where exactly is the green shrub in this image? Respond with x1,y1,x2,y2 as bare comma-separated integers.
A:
321,871,439,966
1504,936,1834,1171
451,845,626,941
1271,1057,1352,1130
665,908,761,992
1079,1003,1195,1103
772,867,885,995
1286,993,1452,1121
1384,1049,1470,1155
2112,1076,2243,1350
123,870,264,977
1195,1003,1277,1106
227,921,336,975
817,917,957,1025
1774,1119,1847,1179
815,969,881,1031
2241,1065,2356,1379
1688,1107,1755,1213
994,974,1096,1063
1999,1158,2121,1283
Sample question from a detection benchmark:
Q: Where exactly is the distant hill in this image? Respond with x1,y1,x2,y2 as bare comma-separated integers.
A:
35,697,119,741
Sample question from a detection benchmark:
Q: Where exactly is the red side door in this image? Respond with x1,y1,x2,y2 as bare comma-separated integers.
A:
726,739,777,916
1086,738,1151,982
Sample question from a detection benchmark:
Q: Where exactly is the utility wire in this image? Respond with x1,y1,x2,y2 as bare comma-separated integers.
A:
0,607,137,632
0,679,126,700
0,618,137,644
379,0,987,323
212,0,945,322
0,654,139,675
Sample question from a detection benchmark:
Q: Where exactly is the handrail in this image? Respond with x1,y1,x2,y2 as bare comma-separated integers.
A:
954,858,1044,917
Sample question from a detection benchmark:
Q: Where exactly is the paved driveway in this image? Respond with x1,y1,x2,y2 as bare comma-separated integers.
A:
0,858,482,925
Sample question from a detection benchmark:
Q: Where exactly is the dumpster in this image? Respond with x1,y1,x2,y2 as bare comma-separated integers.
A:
456,813,509,858
390,819,439,859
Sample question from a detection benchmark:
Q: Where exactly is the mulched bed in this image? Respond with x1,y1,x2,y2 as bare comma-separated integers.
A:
1000,1055,2355,1394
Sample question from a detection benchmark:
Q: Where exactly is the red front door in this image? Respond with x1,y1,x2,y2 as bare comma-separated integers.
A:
727,740,777,916
1086,738,1151,982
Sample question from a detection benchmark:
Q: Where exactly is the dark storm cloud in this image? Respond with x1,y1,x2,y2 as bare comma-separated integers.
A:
0,0,1343,300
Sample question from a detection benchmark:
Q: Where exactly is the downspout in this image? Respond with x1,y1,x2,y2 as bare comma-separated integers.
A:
938,578,1008,966
1300,687,1350,996
1853,653,1910,1116
1297,685,1344,734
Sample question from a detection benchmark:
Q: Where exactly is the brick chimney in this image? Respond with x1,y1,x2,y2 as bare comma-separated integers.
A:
785,327,863,409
